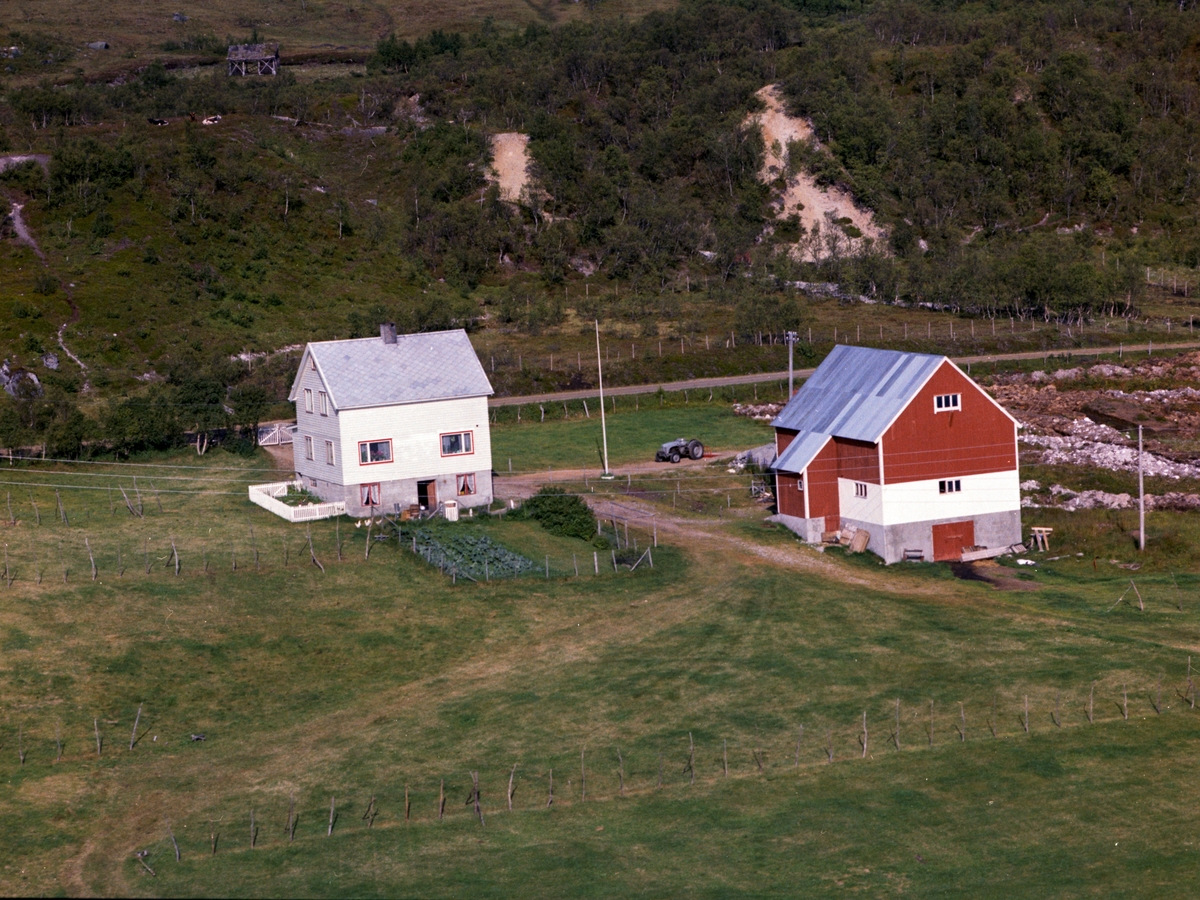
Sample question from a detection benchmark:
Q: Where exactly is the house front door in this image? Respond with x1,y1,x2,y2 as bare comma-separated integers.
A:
932,521,975,562
417,479,437,510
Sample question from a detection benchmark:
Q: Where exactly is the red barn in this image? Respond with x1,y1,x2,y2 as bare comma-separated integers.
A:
771,345,1021,563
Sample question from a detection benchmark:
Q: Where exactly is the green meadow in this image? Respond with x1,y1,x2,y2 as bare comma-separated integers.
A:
1,405,1199,896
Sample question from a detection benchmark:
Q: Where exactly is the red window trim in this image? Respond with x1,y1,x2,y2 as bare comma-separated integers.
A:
360,482,381,506
357,438,394,466
456,473,477,495
439,430,475,457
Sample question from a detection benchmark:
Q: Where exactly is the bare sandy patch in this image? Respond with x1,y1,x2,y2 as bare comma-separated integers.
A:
489,132,531,203
749,85,885,260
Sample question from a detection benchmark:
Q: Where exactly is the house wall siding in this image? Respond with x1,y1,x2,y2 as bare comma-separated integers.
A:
339,395,491,485
292,362,345,485
881,361,1016,484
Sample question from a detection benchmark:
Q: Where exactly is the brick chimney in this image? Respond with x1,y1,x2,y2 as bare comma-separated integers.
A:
380,322,397,344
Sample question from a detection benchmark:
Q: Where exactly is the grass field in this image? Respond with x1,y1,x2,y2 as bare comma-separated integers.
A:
2,429,1200,897
492,398,773,472
3,412,1200,895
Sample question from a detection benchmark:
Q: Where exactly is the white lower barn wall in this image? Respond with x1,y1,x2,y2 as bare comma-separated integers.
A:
838,469,1021,563
879,469,1020,526
837,509,1023,564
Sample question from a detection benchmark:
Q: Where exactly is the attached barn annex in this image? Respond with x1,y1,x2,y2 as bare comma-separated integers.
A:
770,345,1021,563
288,325,494,518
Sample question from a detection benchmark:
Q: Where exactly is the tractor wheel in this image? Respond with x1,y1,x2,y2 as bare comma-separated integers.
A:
669,450,681,463
689,441,705,460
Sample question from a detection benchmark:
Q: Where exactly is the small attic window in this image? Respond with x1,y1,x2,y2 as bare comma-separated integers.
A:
309,357,316,371
934,393,961,413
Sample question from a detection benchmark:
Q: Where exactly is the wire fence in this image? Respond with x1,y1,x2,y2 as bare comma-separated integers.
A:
7,669,1196,870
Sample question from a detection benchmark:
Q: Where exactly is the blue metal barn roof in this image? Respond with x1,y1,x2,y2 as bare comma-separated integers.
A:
771,345,946,473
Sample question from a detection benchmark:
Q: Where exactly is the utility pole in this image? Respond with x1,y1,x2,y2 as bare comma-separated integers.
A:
785,330,798,399
1138,424,1145,552
596,320,613,479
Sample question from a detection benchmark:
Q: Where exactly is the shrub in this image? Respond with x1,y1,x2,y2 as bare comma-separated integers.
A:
512,486,605,546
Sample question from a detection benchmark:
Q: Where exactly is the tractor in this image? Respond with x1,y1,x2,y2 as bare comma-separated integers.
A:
655,438,705,463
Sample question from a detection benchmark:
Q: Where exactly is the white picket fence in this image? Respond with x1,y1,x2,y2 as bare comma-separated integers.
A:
248,479,345,522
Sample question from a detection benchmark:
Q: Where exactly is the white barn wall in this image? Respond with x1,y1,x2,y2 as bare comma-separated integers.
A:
879,469,1020,526
837,477,883,525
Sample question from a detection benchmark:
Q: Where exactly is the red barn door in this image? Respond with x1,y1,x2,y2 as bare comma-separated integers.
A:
932,521,975,562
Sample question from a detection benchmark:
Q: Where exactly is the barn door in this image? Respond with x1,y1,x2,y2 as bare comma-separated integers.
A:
932,521,975,562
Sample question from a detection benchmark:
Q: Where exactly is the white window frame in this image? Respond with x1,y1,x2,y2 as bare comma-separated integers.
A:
319,391,329,416
358,439,393,465
325,440,335,465
855,482,867,498
938,479,962,494
304,435,314,460
934,393,961,413
309,357,316,371
440,430,474,457
303,388,313,413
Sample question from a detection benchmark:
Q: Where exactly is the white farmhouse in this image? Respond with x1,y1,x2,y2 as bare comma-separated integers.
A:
287,324,494,517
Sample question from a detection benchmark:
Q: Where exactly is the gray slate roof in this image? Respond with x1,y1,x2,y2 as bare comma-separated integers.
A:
289,329,493,410
772,345,945,474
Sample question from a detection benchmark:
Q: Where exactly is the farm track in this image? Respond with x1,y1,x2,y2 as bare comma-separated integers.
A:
489,341,1200,407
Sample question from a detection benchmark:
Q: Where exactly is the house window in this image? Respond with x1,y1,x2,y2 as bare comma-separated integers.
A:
939,479,962,494
325,440,335,465
319,391,329,416
440,431,474,456
309,357,316,371
304,435,314,460
457,473,477,496
855,482,867,498
358,440,393,465
304,389,313,413
360,483,381,506
935,393,961,412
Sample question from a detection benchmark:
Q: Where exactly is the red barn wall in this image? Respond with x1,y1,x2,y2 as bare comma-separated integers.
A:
776,473,804,517
834,437,880,484
776,428,798,456
882,361,1016,485
806,439,840,530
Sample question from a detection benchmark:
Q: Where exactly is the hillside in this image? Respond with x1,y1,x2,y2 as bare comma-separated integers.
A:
2,0,1200,454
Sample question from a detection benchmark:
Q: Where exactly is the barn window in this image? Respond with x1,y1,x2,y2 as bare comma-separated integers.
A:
303,389,313,413
938,479,962,493
325,440,335,465
304,435,314,460
934,393,961,412
318,391,329,416
440,431,474,456
855,482,868,498
358,439,392,464
360,483,381,506
457,474,477,495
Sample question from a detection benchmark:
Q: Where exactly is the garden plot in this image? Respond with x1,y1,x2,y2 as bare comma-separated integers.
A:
408,526,536,579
